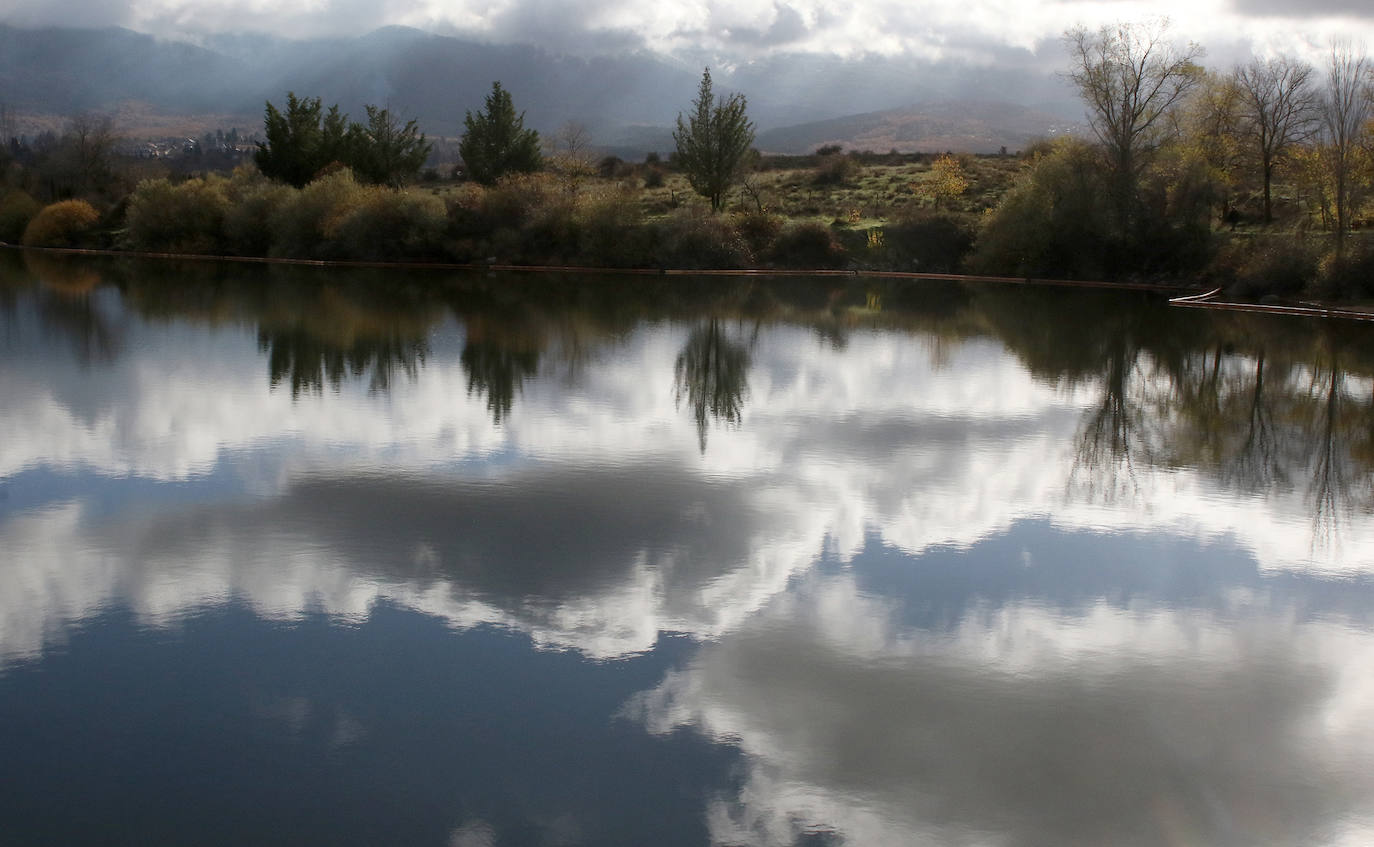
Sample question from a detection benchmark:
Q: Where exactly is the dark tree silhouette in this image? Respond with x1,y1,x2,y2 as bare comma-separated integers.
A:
674,319,751,452
461,340,539,425
459,82,542,186
258,328,428,398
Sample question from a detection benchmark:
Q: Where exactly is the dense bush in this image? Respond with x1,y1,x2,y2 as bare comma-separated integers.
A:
813,153,856,186
223,182,294,256
970,139,1114,279
657,207,753,269
731,210,784,257
126,176,231,254
518,197,581,262
478,173,559,234
1314,245,1374,301
333,189,447,261
1205,237,1318,300
884,210,976,273
770,221,848,268
0,189,39,243
579,187,652,267
22,200,101,248
269,168,368,258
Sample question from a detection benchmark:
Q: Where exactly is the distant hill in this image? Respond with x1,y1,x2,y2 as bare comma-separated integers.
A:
0,24,696,139
0,25,252,116
757,102,1083,155
0,24,1079,151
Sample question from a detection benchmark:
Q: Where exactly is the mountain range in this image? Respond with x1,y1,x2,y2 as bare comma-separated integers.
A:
0,24,1083,155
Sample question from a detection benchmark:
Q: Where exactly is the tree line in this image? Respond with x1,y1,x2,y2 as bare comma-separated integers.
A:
10,23,1374,300
254,93,431,188
973,22,1374,292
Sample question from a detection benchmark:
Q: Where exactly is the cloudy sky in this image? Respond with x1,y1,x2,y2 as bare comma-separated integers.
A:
3,0,1373,67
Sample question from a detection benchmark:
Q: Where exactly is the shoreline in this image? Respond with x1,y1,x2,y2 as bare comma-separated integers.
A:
7,241,1373,321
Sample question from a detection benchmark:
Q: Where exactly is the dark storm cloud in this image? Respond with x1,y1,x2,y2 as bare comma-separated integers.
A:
1231,0,1374,17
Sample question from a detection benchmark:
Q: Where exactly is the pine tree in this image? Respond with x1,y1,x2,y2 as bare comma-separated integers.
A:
459,82,542,185
673,68,756,212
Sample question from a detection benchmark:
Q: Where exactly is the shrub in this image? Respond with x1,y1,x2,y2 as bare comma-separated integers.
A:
333,189,448,261
22,200,101,248
579,187,653,267
518,196,581,262
268,168,368,258
598,156,626,178
657,207,753,269
969,138,1113,279
1211,238,1318,300
0,189,40,243
479,172,559,234
813,153,856,186
1314,245,1374,301
885,210,976,273
223,182,293,256
643,168,665,189
731,210,784,257
126,176,231,254
770,221,848,268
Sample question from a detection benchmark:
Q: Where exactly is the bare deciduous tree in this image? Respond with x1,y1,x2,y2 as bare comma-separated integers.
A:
1065,19,1204,231
1319,41,1372,249
62,112,118,196
1235,55,1319,223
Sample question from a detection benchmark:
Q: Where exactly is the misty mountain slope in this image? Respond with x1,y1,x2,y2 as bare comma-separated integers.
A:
0,25,256,114
0,24,1077,146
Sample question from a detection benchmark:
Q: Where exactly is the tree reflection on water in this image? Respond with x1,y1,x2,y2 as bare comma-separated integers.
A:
461,340,540,425
674,319,751,452
259,328,428,398
7,252,1374,552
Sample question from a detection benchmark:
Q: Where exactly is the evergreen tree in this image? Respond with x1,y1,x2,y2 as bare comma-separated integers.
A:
673,68,755,212
256,94,431,188
351,106,432,188
459,82,542,185
255,93,326,188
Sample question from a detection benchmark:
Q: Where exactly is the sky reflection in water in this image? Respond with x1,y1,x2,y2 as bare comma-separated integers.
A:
2,252,1374,846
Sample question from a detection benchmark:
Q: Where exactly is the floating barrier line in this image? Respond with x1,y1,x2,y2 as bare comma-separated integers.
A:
0,242,1202,293
21,242,1373,319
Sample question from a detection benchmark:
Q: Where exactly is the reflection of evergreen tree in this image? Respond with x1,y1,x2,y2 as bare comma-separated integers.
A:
675,319,751,452
258,329,427,398
461,341,539,425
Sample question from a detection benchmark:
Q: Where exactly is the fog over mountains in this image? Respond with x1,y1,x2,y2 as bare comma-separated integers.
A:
0,23,1081,153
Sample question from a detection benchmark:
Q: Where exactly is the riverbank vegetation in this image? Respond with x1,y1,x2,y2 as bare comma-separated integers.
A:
5,22,1374,301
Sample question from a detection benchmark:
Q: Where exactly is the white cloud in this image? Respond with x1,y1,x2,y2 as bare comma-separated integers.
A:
631,572,1374,845
3,316,1372,668
4,0,1374,63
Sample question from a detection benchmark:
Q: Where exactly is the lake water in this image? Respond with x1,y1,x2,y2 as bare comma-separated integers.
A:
3,250,1374,846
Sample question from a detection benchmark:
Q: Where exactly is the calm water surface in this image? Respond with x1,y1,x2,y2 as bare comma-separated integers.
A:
3,251,1374,846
